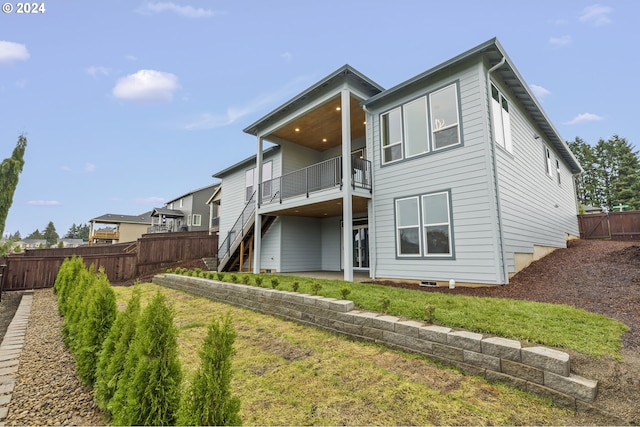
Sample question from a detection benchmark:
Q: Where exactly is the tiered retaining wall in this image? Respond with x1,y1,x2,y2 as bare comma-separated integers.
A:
153,274,598,409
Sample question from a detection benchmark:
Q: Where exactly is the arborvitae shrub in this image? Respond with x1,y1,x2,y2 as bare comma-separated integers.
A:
95,287,142,414
75,270,117,386
62,265,95,351
111,291,182,426
55,256,86,316
241,275,250,285
254,276,263,287
178,313,242,426
216,272,225,281
270,278,279,289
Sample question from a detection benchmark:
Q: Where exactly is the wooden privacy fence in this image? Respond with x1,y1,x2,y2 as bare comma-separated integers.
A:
578,211,640,240
0,231,217,292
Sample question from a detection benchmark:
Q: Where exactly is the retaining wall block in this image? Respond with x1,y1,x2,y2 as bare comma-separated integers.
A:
361,326,384,341
481,336,522,362
432,343,464,362
395,320,424,338
544,371,598,402
405,336,433,354
419,325,451,343
485,370,528,390
521,346,570,377
501,359,544,384
382,330,409,348
447,330,483,352
367,315,400,332
302,295,324,306
463,350,501,372
526,382,577,410
350,311,380,326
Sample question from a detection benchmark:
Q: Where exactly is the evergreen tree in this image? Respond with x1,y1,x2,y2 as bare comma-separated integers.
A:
26,229,43,239
95,286,141,414
65,223,90,240
178,313,242,426
43,221,59,247
569,135,640,210
75,269,117,386
0,135,27,236
111,291,182,426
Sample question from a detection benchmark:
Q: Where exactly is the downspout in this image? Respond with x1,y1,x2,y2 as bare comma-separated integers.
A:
486,56,509,284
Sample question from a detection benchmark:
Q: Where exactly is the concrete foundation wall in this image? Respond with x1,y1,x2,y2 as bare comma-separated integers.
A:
153,274,598,409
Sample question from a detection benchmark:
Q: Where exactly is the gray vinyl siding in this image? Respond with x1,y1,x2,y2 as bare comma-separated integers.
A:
321,217,341,271
217,150,281,248
259,218,281,271
279,216,322,272
490,78,579,274
370,62,502,284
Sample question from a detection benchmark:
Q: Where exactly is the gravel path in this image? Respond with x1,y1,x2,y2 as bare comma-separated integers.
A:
3,288,106,426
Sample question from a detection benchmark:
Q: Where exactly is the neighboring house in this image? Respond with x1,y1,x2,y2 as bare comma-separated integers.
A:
206,184,222,235
89,212,152,244
11,239,47,251
57,238,85,248
149,183,220,233
214,38,582,285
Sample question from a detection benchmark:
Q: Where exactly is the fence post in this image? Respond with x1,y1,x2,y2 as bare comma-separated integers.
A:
0,263,5,301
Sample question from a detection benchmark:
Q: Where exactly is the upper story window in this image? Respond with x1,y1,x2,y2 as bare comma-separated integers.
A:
246,161,273,202
381,82,461,165
192,214,202,227
544,146,553,177
491,84,513,153
430,84,460,150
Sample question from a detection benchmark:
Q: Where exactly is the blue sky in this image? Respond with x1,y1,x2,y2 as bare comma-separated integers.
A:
1,1,636,238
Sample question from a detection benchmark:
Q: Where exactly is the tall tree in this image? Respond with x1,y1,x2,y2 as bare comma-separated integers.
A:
569,135,640,210
27,229,43,239
65,223,91,240
0,135,27,236
43,221,59,247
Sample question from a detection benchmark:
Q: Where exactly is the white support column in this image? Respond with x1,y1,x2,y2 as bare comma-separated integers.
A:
341,89,353,282
253,136,263,274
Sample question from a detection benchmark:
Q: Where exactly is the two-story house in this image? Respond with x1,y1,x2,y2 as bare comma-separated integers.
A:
149,183,220,233
215,38,582,285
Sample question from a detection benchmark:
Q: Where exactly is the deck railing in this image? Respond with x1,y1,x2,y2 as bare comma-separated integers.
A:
259,156,371,206
217,191,256,261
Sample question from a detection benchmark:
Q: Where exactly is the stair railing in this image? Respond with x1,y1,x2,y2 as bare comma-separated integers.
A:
217,191,256,268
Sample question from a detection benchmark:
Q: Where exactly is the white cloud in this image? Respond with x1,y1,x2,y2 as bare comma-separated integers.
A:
61,165,72,172
530,84,551,100
140,2,217,18
564,113,605,125
281,52,293,62
84,163,97,172
185,75,313,130
112,69,180,103
26,200,62,207
579,4,613,26
86,66,112,78
125,54,137,61
134,196,165,204
0,41,30,65
548,35,572,47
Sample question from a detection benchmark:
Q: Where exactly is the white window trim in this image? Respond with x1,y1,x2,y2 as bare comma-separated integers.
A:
491,83,513,154
430,84,461,152
422,192,453,257
192,214,202,227
381,107,403,164
395,191,453,258
395,196,422,257
545,146,553,177
381,82,461,165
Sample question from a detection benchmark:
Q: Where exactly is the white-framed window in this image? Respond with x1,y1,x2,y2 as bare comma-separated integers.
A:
556,159,562,185
179,198,184,208
491,84,513,153
395,190,453,258
403,97,429,157
381,82,461,165
381,107,403,163
192,214,202,227
246,161,273,202
544,146,553,177
430,84,460,151
395,197,421,256
245,168,254,202
422,192,452,255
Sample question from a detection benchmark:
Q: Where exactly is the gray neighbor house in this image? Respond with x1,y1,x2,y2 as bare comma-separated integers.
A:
213,38,582,286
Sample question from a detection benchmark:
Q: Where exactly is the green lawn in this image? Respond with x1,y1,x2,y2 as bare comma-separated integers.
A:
169,269,629,358
112,283,596,426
